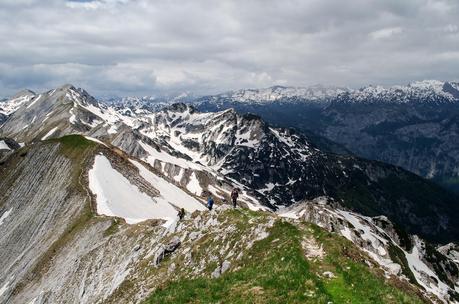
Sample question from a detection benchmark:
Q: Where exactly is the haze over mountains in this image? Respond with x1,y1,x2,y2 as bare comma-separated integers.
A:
1,83,459,303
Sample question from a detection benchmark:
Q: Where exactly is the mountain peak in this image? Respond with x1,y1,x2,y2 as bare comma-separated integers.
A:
164,103,197,114
11,89,36,99
57,83,77,91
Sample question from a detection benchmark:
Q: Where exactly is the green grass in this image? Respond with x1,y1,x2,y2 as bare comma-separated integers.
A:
103,218,121,237
50,134,96,158
144,216,425,304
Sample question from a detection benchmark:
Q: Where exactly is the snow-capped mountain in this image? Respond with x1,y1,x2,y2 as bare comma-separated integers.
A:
194,80,459,193
1,84,459,303
0,89,36,125
339,80,459,104
196,80,459,105
213,84,349,103
0,89,35,116
0,84,142,143
99,92,195,114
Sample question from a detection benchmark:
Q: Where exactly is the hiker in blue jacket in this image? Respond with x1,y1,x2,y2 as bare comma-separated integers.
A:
207,196,214,211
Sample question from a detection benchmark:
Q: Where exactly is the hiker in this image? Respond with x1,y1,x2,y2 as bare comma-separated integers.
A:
231,188,239,208
207,196,214,211
178,208,185,220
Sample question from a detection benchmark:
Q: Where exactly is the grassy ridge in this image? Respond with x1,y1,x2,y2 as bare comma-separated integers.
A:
144,214,425,304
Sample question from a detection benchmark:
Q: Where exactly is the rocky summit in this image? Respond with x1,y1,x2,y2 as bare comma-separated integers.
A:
1,85,459,303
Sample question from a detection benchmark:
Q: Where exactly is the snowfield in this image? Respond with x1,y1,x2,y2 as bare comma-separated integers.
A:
88,155,205,227
130,159,205,213
88,155,177,225
186,172,202,196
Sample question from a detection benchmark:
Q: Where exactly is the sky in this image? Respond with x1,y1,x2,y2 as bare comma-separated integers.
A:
0,0,458,97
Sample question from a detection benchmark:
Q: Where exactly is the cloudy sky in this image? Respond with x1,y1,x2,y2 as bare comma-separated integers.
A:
1,0,458,96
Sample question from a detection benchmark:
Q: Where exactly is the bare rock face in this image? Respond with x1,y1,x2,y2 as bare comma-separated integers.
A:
0,142,91,303
155,237,181,266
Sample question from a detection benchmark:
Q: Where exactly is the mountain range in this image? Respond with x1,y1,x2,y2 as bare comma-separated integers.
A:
1,84,459,303
194,80,459,193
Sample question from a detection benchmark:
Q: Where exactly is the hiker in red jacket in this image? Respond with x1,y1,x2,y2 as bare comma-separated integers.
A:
231,188,239,208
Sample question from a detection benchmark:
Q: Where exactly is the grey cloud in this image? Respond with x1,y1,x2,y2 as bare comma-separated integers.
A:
0,0,458,97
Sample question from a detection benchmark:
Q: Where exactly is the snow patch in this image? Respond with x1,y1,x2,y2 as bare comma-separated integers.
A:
0,208,12,227
139,141,203,170
84,136,107,147
0,140,11,150
88,155,178,224
404,237,451,301
186,172,202,196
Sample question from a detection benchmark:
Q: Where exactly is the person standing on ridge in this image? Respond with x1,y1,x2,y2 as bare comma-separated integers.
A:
178,208,185,220
207,196,214,211
231,188,239,208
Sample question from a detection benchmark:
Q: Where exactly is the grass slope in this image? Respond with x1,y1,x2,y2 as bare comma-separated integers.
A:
144,211,426,304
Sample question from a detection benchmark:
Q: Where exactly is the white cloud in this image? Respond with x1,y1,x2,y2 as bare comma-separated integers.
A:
0,0,458,96
444,24,458,33
369,27,403,39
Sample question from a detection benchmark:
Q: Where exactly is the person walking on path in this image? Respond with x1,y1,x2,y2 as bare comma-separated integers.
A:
231,188,239,208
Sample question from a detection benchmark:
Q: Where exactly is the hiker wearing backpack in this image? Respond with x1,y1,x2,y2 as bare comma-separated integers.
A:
178,208,185,220
231,188,239,208
207,196,214,211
